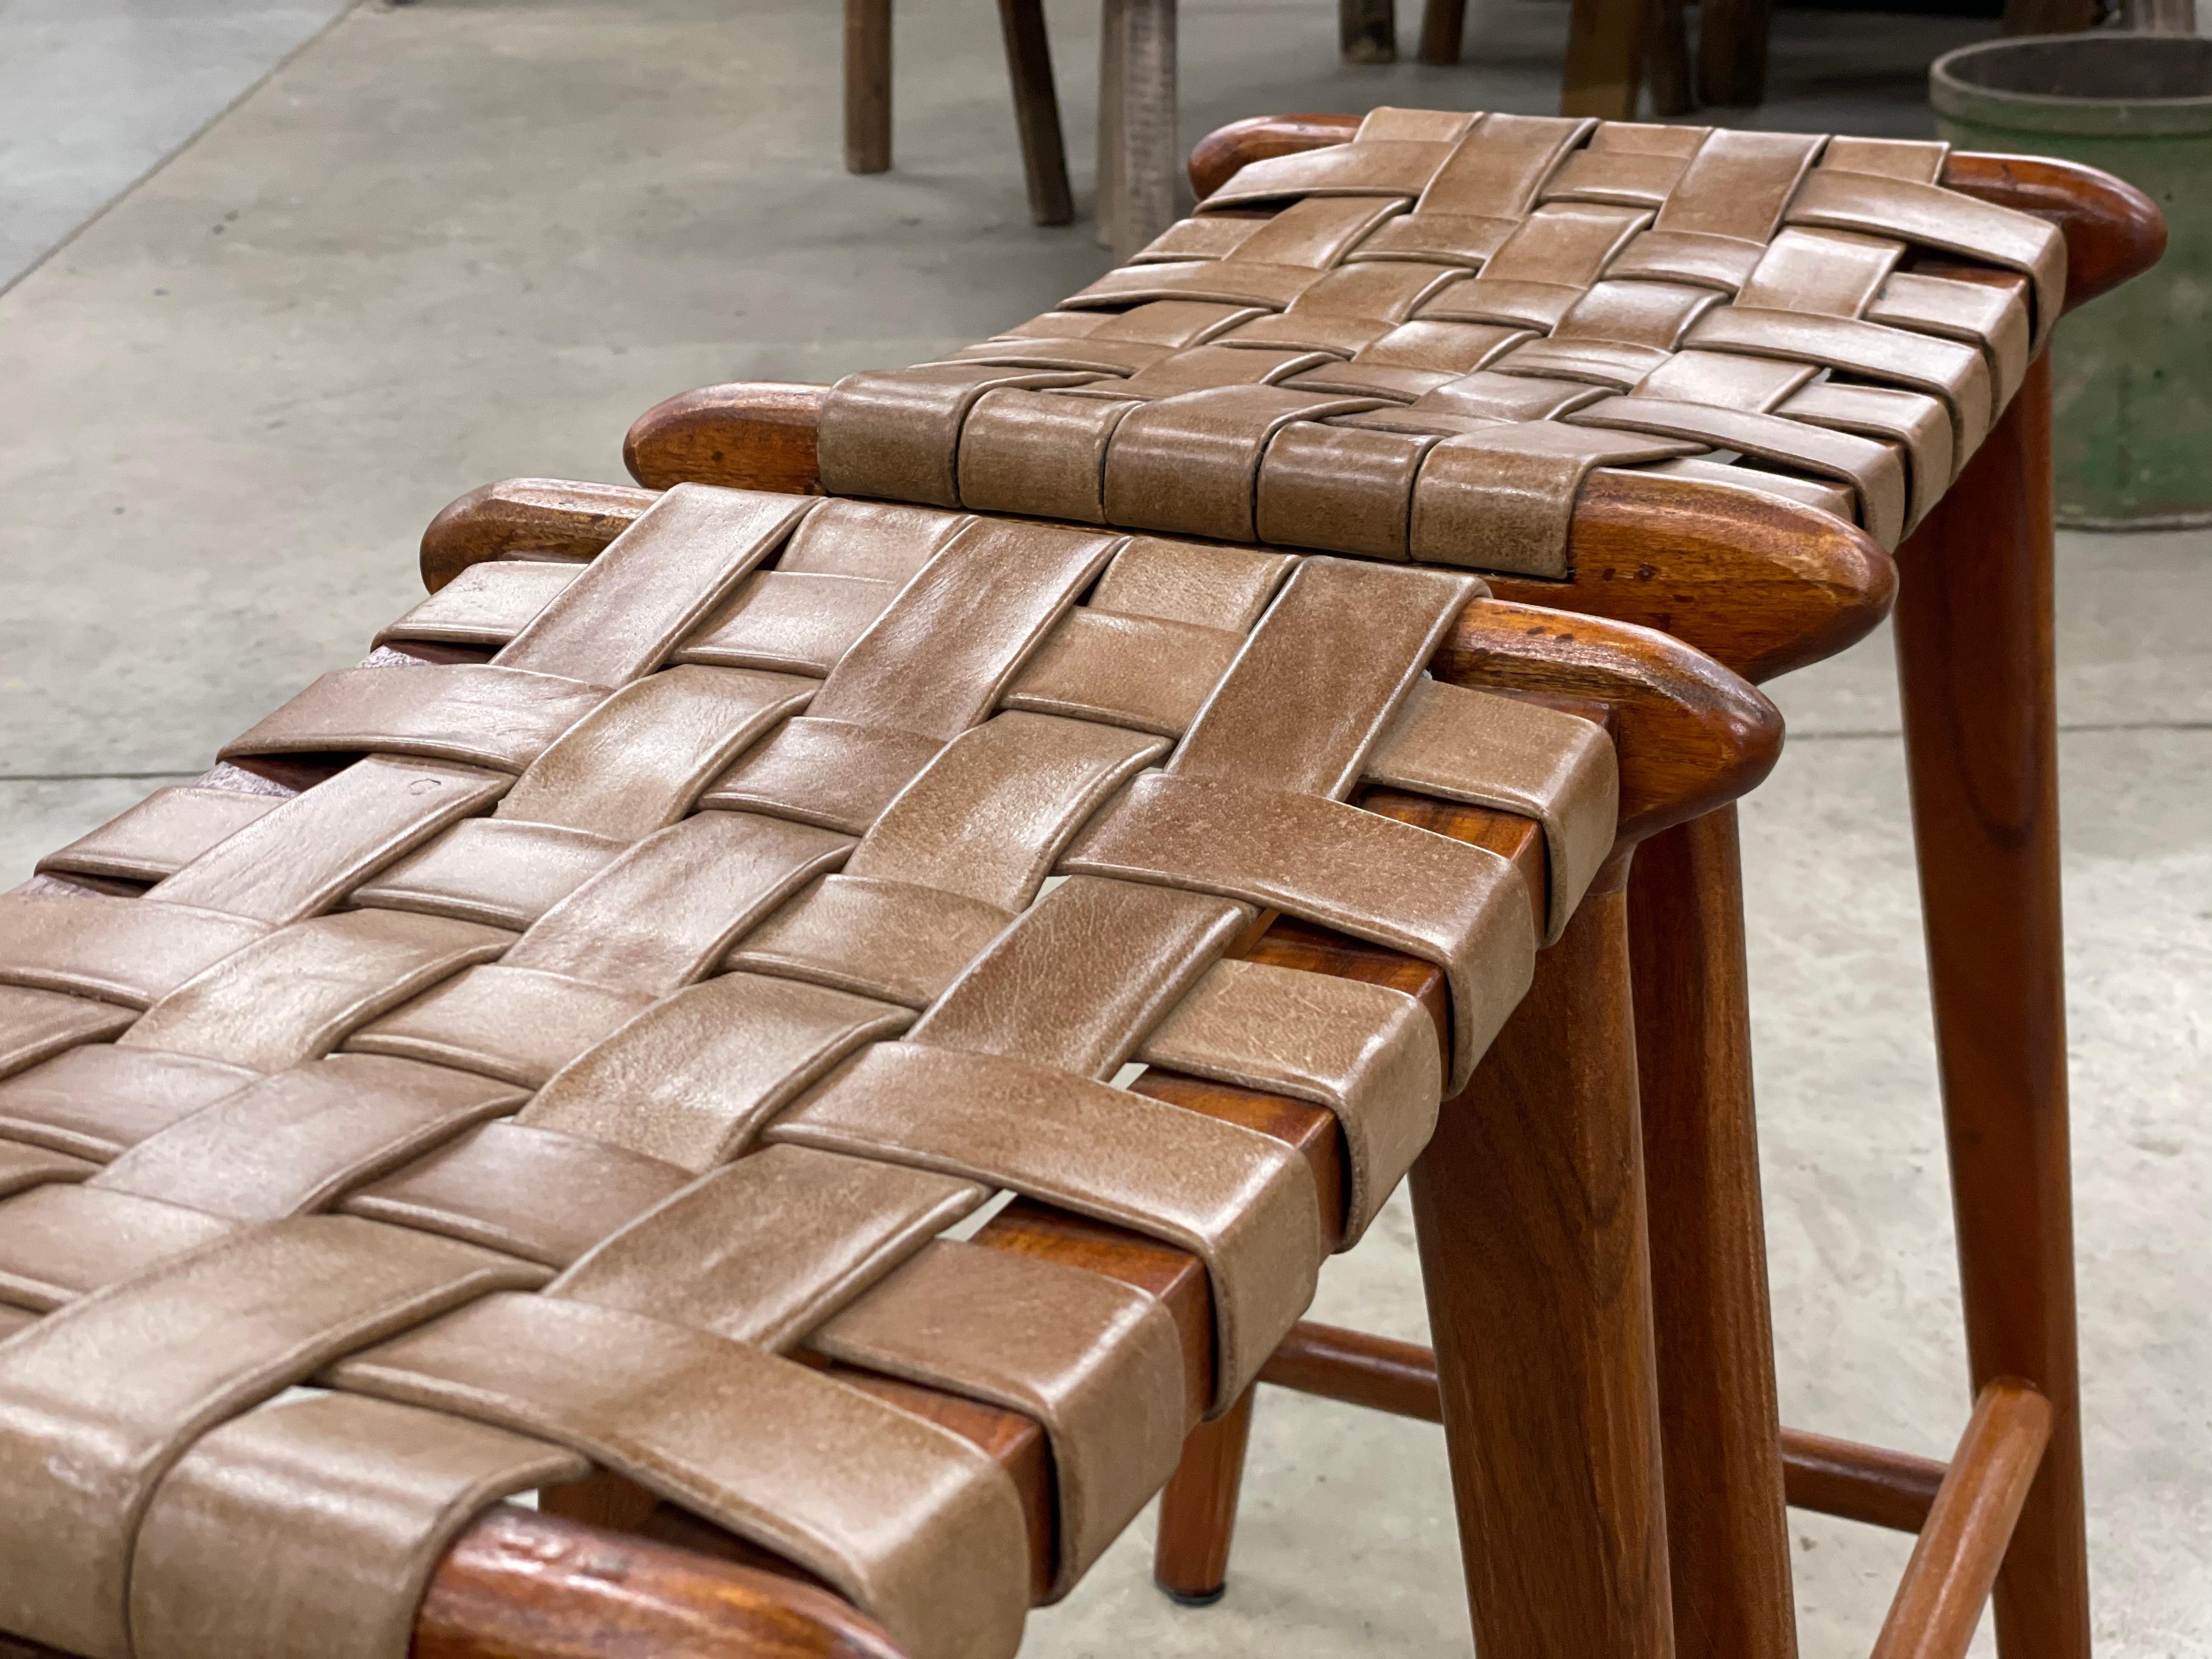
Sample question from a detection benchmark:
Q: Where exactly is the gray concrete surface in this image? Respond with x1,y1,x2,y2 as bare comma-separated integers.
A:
0,0,351,291
0,1,2204,1654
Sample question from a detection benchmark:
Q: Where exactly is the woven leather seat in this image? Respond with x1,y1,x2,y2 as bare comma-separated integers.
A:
0,486,1623,1659
602,110,2165,1659
816,110,2062,579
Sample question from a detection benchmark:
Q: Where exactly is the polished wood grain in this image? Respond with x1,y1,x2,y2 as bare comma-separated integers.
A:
420,477,659,591
1893,356,2087,1659
1940,150,2164,315
1150,1387,1257,1601
1436,597,1781,842
422,1506,907,1659
1414,865,1674,1657
1871,1383,2053,1659
616,382,1895,686
1782,1426,1948,1536
1628,805,1794,1659
1257,1321,1442,1419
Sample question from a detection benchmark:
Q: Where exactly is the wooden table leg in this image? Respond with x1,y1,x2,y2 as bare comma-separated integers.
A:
1151,1386,1257,1604
1561,0,1645,119
1694,0,1770,108
1629,806,1796,1659
1893,352,2091,1659
844,0,892,174
1644,0,1695,117
1101,0,1179,262
1419,0,1469,64
998,0,1074,226
1412,859,1676,1657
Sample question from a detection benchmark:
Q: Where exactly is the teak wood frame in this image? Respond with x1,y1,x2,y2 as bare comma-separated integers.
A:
0,476,1784,1659
608,132,2162,1659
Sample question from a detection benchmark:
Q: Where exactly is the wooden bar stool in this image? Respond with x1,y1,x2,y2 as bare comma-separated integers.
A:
839,0,1182,253
0,473,1773,1657
843,0,1076,228
619,109,2164,1658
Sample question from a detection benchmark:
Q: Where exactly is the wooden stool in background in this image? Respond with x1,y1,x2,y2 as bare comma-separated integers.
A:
843,0,1075,228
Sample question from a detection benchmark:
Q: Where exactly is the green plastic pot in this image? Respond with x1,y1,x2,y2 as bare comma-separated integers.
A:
1933,34,2212,527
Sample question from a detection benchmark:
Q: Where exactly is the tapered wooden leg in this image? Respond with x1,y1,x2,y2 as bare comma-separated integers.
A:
1644,0,1695,117
1418,0,1469,64
1340,0,1398,61
843,0,892,174
1892,353,2091,1659
1629,807,1796,1659
1412,863,1675,1657
1095,0,1122,249
1101,0,1179,262
1150,1387,1257,1604
1561,0,1646,118
1694,0,1770,108
997,0,1073,226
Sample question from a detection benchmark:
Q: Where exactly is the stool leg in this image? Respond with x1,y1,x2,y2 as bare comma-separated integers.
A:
1643,0,1696,117
1561,0,1646,118
1412,862,1676,1656
997,0,1074,226
1629,806,1797,1659
1694,0,1771,107
1418,0,1468,64
1892,353,2091,1659
1102,0,1179,263
1150,1386,1257,1604
843,0,892,174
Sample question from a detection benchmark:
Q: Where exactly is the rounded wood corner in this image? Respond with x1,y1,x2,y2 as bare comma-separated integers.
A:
1438,597,1785,843
1187,113,1361,200
1516,469,1898,684
627,382,830,494
419,477,657,592
1941,150,2167,314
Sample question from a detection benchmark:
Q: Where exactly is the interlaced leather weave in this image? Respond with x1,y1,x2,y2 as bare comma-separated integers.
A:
0,485,1617,1659
817,109,2066,575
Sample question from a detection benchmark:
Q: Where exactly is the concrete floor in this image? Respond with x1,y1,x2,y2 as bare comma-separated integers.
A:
0,1,2205,1654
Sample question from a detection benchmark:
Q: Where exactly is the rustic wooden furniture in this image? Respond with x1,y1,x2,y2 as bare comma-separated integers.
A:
0,476,1774,1658
619,111,2163,1658
834,0,1181,261
843,0,1076,228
